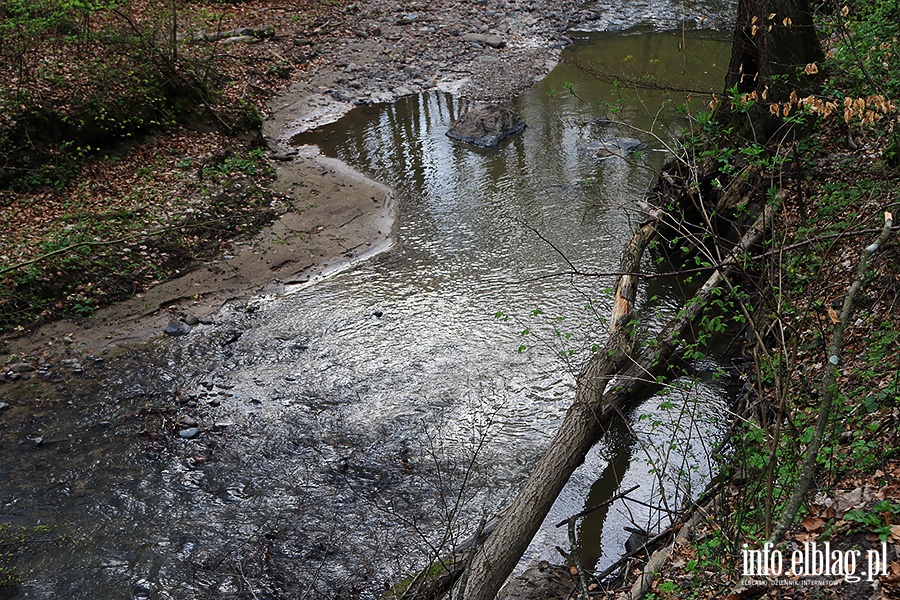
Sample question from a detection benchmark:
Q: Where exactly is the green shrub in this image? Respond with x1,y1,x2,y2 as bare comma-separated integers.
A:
828,0,900,98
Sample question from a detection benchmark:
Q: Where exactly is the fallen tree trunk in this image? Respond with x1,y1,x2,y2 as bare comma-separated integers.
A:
450,205,772,600
194,27,275,42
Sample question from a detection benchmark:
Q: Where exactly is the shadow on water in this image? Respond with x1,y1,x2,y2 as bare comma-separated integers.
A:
1,28,738,598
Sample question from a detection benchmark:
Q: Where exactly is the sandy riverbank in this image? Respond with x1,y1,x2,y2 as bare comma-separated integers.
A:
4,0,589,364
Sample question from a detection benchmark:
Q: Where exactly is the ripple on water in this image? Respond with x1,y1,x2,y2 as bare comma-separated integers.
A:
4,28,738,597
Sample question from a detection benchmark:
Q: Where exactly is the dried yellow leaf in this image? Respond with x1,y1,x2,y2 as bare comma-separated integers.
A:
805,63,819,75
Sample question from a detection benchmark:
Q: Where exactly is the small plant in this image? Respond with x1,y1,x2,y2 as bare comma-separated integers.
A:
843,500,900,541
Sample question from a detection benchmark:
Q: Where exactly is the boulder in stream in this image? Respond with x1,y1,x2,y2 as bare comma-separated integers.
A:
178,427,201,440
590,137,646,155
446,104,526,148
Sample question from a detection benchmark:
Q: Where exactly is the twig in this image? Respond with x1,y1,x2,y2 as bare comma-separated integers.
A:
512,225,899,284
554,485,641,528
766,211,894,545
592,523,677,583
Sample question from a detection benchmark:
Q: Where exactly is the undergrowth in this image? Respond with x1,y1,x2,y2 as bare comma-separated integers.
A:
654,0,900,595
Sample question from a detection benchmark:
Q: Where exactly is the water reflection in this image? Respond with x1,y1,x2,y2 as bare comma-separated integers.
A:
2,29,736,598
291,28,735,573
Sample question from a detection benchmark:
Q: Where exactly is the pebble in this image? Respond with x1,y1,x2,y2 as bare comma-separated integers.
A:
164,321,192,336
462,32,505,48
9,363,33,373
179,416,199,427
183,315,200,326
0,402,10,410
178,427,201,439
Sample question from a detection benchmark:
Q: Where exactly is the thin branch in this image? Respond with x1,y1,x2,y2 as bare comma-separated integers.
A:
767,211,894,545
513,224,900,284
554,485,641,527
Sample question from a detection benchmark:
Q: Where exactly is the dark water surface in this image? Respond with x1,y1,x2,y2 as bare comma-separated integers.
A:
1,28,735,599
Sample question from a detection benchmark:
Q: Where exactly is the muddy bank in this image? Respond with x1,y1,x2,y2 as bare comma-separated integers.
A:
3,0,591,366
3,151,392,364
263,0,589,143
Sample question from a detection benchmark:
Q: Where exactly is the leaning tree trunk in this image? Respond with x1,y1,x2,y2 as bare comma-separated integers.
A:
446,2,821,595
451,207,772,600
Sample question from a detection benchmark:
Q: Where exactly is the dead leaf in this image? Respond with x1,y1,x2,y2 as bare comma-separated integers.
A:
827,305,840,324
833,487,864,513
802,516,827,532
891,525,900,542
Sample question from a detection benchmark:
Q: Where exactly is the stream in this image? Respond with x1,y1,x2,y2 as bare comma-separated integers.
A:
1,19,737,600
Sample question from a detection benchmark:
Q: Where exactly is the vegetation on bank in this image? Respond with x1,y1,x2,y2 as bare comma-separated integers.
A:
615,0,900,598
0,0,350,337
0,0,897,596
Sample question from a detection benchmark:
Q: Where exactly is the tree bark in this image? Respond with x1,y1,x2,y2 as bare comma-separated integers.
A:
451,207,772,600
726,0,823,98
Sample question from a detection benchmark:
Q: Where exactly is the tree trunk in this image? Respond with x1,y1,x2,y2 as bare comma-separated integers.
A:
451,208,772,600
722,0,824,142
726,0,823,98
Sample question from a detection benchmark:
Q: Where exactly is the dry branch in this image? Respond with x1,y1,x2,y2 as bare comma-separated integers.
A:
194,27,276,42
766,211,895,545
451,206,772,600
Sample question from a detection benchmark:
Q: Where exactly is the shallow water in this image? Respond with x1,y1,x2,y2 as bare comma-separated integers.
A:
1,27,735,599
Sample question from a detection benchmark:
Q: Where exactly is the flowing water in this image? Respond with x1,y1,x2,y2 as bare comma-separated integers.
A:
1,23,736,600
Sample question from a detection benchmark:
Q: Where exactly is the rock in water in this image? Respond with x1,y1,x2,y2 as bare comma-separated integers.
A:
178,427,201,439
446,104,526,148
592,137,646,155
164,321,192,336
